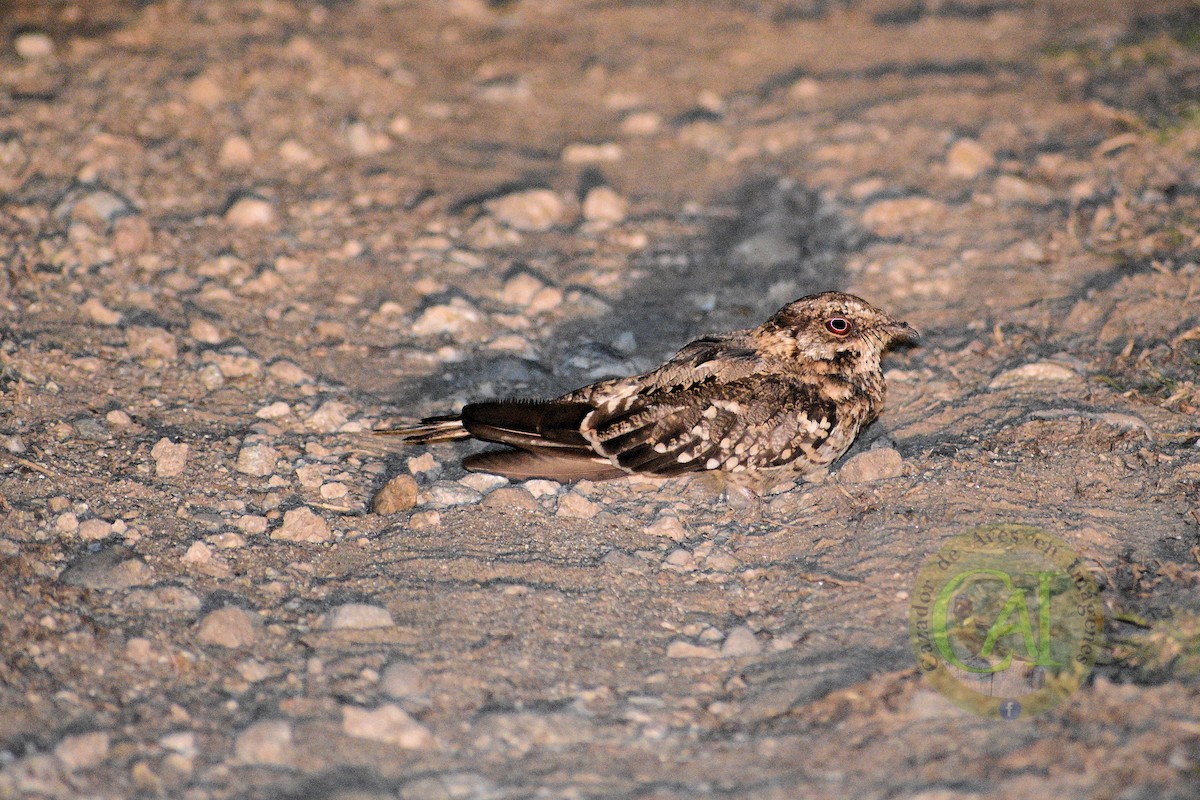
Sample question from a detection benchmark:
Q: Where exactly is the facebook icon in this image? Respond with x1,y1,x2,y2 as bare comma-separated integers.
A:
999,700,1022,720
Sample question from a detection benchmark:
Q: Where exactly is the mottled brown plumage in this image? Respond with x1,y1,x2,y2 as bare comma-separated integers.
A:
381,291,917,490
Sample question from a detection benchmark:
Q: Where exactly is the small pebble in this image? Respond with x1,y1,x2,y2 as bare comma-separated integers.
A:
3,434,25,454
406,453,439,475
54,732,109,772
14,31,55,60
236,515,269,535
989,361,1080,388
482,487,539,511
125,638,153,664
522,480,561,498
341,704,436,749
219,135,254,169
224,196,276,228
666,640,721,659
485,189,565,232
55,512,80,534
527,286,563,314
319,482,348,499
279,139,319,167
499,272,546,306
621,111,661,136
256,401,291,419
306,400,351,432
269,360,311,385
409,510,441,529
270,507,332,543
838,448,905,484
645,515,688,541
720,625,762,658
80,297,122,326
562,142,622,163
105,410,132,427
664,548,694,570
421,483,482,507
183,541,212,565
209,352,263,379
582,186,628,224
411,301,482,336
77,519,113,542
705,548,740,572
373,474,419,514
945,138,995,179
323,602,394,630
380,661,428,698
113,216,152,254
187,319,223,345
556,492,600,519
459,473,507,493
197,606,259,648
236,444,278,477
126,326,177,361
235,720,294,765
150,438,189,474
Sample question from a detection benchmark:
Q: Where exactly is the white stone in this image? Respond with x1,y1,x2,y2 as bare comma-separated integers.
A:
645,515,688,541
342,704,436,749
989,361,1081,388
324,602,394,630
54,732,109,771
556,492,599,519
485,189,565,232
411,301,482,336
224,197,276,228
80,298,122,326
235,720,294,765
197,606,258,648
582,187,628,223
421,483,483,507
271,507,333,543
236,444,277,477
666,640,720,659
77,519,112,542
150,438,189,477
14,32,55,60
499,272,546,306
306,400,351,432
945,138,995,179
721,625,762,657
838,448,905,484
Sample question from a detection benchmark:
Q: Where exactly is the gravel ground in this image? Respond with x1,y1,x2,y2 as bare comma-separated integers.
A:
1,1,1199,798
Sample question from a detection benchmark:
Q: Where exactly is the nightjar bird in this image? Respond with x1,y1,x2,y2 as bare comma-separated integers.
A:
381,291,918,492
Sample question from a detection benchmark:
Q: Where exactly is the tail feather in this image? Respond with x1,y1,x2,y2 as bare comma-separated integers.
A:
461,400,594,450
464,448,626,481
375,414,468,444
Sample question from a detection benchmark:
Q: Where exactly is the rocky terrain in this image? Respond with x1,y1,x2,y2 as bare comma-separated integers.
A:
1,1,1199,798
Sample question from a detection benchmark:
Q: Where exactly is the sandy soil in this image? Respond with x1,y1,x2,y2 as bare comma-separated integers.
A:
1,1,1199,798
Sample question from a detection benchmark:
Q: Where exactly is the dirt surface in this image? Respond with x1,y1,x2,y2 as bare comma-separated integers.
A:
2,1,1200,798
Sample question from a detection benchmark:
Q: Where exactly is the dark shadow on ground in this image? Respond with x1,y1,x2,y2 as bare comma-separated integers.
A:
385,176,857,410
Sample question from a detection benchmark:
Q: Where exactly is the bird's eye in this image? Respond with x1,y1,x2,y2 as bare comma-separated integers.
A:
825,316,852,336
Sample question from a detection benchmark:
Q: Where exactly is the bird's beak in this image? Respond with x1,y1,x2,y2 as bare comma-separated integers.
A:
883,320,920,345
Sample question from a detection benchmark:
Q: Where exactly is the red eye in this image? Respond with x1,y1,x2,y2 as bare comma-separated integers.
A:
825,316,851,336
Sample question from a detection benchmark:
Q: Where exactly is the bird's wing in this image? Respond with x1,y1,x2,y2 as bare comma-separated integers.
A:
582,373,844,476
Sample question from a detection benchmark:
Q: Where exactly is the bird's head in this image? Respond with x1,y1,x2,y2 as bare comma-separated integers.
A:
760,291,919,372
